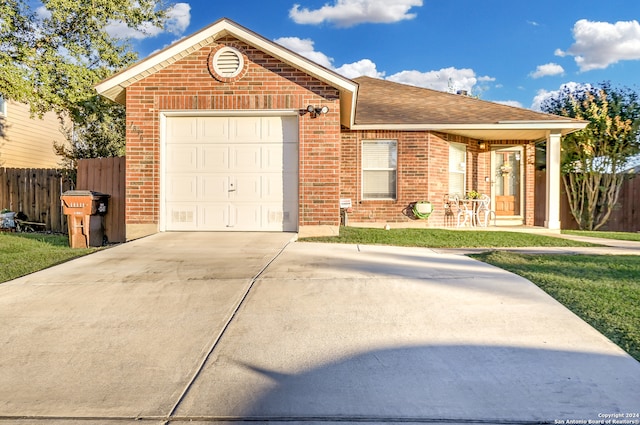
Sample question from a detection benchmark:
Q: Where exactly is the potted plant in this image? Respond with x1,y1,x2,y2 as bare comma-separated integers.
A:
466,190,480,199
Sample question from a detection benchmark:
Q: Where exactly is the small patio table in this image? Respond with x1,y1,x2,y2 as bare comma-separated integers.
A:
458,197,494,227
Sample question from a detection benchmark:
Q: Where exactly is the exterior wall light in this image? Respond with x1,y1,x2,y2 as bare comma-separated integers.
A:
301,105,329,118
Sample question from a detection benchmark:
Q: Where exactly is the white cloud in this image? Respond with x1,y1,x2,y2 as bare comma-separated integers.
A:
335,59,385,78
494,100,524,108
530,62,564,79
530,82,591,111
275,35,492,97
289,0,423,27
275,37,334,68
559,19,640,71
386,67,492,95
105,2,191,40
165,3,191,35
531,89,552,111
276,36,384,78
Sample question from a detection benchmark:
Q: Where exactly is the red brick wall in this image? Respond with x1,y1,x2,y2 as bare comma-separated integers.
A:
340,129,452,226
339,131,537,227
124,36,341,229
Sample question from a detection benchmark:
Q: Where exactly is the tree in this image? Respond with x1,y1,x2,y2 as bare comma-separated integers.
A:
541,82,640,230
54,96,126,170
0,0,169,165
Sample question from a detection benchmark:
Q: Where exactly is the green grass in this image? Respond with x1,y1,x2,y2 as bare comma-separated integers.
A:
0,233,97,283
473,251,640,362
563,229,640,242
301,226,600,248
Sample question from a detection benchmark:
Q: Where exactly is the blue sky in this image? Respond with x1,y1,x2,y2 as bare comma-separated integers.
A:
117,0,640,111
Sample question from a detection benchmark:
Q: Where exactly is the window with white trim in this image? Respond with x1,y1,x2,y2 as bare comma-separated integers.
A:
449,142,466,196
362,140,397,199
0,96,6,116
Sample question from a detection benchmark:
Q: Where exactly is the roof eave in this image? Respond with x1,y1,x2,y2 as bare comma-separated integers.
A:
349,121,588,140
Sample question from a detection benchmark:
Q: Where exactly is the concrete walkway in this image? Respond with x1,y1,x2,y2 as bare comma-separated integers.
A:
0,232,638,424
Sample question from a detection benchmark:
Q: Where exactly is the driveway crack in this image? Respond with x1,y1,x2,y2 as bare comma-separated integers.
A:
162,239,293,423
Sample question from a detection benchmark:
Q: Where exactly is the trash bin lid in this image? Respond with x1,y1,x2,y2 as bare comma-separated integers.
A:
62,190,110,198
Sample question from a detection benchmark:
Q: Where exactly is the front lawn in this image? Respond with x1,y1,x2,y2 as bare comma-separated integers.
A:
0,233,97,283
473,251,640,362
301,226,599,248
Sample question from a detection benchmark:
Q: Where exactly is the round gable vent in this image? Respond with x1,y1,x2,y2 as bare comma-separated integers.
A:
210,46,246,81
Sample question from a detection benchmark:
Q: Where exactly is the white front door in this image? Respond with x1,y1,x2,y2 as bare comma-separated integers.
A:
491,146,523,222
163,115,298,231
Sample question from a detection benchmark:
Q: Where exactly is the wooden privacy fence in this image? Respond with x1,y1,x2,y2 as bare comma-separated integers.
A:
535,170,640,232
76,157,126,243
0,168,73,232
0,157,126,241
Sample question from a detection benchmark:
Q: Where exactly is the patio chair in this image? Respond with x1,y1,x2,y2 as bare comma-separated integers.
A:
475,194,496,227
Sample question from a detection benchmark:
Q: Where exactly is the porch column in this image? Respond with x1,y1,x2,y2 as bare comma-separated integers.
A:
545,130,562,230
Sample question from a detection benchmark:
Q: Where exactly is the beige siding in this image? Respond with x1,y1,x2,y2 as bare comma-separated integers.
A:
0,101,68,168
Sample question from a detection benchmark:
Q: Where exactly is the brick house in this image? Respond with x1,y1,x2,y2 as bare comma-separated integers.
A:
95,18,586,240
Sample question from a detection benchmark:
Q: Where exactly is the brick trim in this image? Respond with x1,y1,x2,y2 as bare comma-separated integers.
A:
207,43,249,83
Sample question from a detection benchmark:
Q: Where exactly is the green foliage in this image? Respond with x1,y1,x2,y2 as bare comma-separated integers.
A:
541,82,640,230
475,251,640,361
0,0,169,164
0,0,167,115
55,96,126,170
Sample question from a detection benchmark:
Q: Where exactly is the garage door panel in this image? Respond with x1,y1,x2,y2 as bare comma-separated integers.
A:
230,204,263,230
201,146,229,170
166,175,197,202
230,146,262,171
167,117,198,143
201,118,229,143
232,175,262,201
260,145,286,171
199,204,230,230
229,117,264,143
260,175,284,202
201,175,230,201
167,145,198,172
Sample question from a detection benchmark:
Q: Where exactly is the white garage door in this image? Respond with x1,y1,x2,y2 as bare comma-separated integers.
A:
163,115,298,231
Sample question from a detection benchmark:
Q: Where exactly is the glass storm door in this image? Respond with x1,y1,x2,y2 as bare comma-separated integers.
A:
494,150,521,216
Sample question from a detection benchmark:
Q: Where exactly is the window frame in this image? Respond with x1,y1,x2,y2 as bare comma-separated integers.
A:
0,96,6,117
448,142,467,197
361,139,398,200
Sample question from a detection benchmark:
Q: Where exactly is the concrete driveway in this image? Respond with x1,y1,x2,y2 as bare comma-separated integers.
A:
0,233,638,424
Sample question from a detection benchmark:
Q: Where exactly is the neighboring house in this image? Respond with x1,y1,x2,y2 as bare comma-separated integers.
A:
95,18,587,240
0,97,65,168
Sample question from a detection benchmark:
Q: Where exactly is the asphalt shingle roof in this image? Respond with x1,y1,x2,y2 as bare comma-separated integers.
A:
353,76,570,126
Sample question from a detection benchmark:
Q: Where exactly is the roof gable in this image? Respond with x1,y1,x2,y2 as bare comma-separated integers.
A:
95,18,358,126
